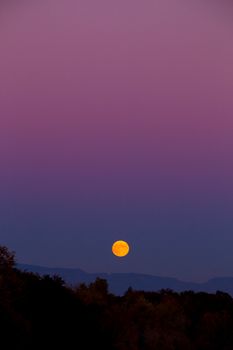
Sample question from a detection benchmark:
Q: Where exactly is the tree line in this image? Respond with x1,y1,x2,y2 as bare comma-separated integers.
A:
1,245,233,349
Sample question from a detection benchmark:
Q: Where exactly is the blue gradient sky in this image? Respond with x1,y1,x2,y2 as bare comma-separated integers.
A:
1,0,233,281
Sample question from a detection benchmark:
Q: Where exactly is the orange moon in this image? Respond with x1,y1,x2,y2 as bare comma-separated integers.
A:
112,240,130,257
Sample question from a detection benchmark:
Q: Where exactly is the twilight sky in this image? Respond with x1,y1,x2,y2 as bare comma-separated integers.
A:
1,0,233,282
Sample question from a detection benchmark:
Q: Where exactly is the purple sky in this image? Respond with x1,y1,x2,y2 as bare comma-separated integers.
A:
1,0,233,281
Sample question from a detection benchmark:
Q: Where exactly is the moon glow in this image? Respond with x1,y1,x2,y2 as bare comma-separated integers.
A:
112,240,130,257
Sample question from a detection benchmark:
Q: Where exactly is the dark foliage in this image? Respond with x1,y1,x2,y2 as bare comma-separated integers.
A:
1,245,233,349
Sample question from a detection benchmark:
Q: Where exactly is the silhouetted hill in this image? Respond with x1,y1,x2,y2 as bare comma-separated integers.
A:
18,264,233,296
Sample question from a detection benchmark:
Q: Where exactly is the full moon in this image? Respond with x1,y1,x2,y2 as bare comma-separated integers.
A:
112,240,130,257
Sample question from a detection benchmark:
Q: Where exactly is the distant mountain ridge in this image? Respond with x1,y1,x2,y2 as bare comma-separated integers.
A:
18,264,233,296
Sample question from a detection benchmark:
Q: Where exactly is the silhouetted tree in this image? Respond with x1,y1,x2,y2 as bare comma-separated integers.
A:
0,245,15,275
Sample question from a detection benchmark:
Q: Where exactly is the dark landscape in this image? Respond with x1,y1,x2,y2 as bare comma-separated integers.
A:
1,245,233,350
